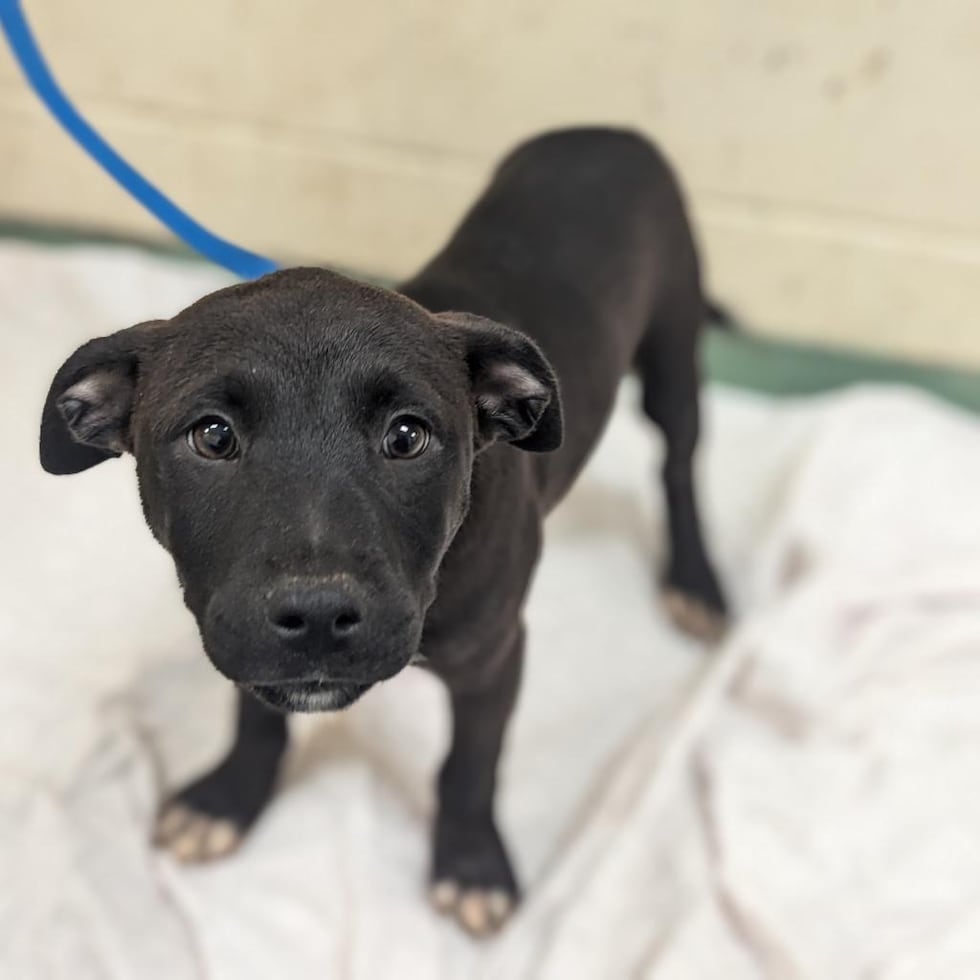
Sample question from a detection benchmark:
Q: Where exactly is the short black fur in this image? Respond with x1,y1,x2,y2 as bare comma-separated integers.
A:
40,128,726,932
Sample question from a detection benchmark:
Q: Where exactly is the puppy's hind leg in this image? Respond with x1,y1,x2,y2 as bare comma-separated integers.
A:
635,293,728,642
155,691,288,862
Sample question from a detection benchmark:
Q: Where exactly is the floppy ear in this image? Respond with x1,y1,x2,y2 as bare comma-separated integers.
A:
39,321,161,475
437,311,563,453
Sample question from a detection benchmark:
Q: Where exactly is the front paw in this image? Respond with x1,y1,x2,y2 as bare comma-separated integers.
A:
430,813,519,936
155,799,243,863
154,755,275,863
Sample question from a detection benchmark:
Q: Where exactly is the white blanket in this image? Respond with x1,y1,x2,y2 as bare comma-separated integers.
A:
2,243,979,979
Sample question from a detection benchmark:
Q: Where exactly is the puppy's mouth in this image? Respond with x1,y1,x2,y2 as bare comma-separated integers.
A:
243,679,372,713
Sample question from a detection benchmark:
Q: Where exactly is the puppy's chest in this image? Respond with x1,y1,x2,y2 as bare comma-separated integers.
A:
420,577,527,681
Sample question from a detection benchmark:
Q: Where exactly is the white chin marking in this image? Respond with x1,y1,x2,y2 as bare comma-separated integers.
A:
247,680,373,713
288,688,349,712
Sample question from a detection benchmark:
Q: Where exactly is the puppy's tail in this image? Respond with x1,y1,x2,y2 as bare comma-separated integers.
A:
704,298,738,331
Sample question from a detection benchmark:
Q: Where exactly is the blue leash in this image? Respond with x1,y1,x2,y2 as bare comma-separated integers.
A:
0,0,278,279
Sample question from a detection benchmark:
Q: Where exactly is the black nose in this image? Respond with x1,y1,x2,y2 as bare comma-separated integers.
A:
267,583,363,645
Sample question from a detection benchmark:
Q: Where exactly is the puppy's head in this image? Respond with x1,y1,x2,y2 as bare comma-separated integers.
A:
40,268,562,711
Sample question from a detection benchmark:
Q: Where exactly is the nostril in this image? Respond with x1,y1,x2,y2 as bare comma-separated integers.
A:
272,611,307,635
333,611,361,636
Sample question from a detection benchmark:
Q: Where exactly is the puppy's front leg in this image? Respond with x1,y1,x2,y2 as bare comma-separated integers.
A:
155,690,288,862
430,626,523,936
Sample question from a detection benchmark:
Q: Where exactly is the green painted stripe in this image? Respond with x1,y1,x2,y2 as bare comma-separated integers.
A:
0,216,202,261
704,329,980,414
3,218,978,411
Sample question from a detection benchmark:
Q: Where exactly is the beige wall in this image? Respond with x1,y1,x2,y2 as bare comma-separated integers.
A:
1,1,978,366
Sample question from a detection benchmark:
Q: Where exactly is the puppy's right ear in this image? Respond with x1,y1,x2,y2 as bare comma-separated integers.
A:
39,321,161,475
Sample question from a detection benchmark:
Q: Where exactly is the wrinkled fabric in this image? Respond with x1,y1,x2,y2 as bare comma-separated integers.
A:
2,243,978,979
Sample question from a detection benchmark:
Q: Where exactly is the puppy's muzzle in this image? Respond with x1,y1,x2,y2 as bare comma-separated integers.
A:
202,574,416,697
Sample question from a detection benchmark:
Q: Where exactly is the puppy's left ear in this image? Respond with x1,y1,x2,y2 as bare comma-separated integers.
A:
437,311,563,452
39,321,162,475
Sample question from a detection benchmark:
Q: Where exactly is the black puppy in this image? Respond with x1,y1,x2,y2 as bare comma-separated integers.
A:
40,128,726,935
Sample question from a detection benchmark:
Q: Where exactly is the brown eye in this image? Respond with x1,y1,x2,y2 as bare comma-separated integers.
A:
382,416,430,460
188,416,239,460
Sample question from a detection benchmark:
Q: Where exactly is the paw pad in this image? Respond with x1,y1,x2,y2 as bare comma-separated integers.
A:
429,880,515,936
154,802,243,863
